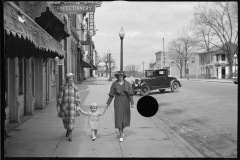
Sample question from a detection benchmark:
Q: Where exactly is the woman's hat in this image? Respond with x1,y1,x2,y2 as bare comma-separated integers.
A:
66,73,74,79
114,71,126,78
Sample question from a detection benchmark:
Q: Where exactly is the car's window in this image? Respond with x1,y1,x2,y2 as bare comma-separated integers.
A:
145,71,154,77
156,70,165,76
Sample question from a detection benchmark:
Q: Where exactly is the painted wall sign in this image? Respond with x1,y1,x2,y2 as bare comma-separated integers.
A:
52,4,95,14
88,12,95,36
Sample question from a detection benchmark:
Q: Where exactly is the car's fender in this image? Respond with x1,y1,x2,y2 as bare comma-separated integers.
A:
170,79,182,87
140,82,153,90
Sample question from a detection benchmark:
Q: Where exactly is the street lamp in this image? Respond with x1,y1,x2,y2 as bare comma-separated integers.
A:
234,54,237,75
119,27,125,72
108,50,112,81
187,61,189,80
105,59,108,77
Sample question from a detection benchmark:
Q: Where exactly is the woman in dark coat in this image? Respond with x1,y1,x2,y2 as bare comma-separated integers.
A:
105,71,135,142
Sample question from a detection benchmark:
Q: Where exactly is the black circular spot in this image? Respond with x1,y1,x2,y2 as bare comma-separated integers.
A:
137,96,158,117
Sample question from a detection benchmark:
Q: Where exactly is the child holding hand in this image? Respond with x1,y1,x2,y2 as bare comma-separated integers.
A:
78,103,107,140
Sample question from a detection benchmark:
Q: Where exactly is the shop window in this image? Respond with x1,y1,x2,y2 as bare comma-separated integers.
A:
31,58,34,97
19,59,24,95
5,58,8,106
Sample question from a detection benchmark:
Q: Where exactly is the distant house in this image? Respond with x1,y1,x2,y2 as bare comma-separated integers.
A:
197,43,238,79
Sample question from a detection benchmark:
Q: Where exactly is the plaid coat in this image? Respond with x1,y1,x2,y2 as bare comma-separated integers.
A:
57,82,81,120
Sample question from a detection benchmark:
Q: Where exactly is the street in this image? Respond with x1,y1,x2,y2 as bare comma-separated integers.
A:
4,77,237,158
132,79,237,157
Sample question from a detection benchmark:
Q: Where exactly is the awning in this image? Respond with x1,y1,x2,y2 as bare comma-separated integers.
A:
4,2,65,59
23,1,70,42
90,64,98,70
81,60,93,68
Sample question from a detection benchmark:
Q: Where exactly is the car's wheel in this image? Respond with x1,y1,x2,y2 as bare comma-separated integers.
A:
140,85,150,96
234,81,238,84
171,82,179,92
159,89,165,93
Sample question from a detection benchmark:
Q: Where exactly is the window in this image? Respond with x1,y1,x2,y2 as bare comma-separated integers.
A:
5,58,8,106
158,70,165,76
18,59,23,95
222,54,225,61
216,55,218,61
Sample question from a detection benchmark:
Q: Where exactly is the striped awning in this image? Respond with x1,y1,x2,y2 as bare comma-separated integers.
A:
81,60,93,68
4,2,65,59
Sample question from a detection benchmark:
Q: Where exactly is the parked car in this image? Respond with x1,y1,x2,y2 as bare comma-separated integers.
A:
232,71,238,84
131,68,182,96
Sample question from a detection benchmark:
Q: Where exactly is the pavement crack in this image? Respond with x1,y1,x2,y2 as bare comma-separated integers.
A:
51,132,65,157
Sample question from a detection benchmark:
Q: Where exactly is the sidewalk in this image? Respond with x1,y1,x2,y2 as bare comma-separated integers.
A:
179,78,233,84
4,77,204,158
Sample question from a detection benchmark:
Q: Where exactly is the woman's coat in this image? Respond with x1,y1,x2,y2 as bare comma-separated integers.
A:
107,80,134,129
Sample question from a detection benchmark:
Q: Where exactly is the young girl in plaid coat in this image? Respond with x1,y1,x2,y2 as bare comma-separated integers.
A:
78,103,106,140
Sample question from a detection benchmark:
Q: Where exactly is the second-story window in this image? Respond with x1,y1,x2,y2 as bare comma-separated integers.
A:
222,54,225,61
216,55,219,61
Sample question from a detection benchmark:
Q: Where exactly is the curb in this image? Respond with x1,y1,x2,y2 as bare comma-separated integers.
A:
179,79,233,84
151,116,204,157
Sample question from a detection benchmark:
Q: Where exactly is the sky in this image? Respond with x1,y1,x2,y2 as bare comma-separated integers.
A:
92,1,201,70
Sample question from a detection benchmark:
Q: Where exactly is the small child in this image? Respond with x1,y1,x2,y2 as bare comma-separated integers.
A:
78,103,107,141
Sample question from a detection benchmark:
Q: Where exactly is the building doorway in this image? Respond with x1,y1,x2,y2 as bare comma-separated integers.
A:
222,67,226,79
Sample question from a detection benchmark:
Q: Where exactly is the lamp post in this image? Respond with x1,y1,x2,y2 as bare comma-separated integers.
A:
234,54,237,74
119,27,125,72
108,50,112,81
163,38,165,68
105,59,108,77
187,61,189,80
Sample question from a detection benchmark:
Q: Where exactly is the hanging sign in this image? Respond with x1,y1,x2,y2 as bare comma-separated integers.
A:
88,12,95,36
52,3,95,14
82,1,102,7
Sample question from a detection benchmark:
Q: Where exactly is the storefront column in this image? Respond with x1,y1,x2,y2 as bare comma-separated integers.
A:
35,58,44,110
8,58,20,123
26,59,34,115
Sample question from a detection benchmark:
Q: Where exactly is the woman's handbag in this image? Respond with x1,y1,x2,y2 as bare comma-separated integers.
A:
75,104,81,117
57,110,64,118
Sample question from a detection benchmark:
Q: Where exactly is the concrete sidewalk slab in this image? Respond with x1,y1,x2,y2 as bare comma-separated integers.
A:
4,76,204,158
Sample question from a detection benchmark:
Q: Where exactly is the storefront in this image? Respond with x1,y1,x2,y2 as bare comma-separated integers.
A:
4,2,67,123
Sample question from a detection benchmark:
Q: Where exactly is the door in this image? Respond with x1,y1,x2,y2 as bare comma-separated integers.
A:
18,59,25,116
152,70,169,88
222,67,226,79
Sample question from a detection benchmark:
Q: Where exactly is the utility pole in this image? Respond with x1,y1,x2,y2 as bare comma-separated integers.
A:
163,38,165,68
142,62,145,77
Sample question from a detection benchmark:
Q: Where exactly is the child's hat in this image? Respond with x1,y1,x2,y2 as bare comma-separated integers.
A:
90,103,97,108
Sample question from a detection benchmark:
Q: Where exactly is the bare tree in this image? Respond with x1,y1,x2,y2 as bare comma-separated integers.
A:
168,26,198,78
124,64,140,77
193,2,238,78
99,53,117,75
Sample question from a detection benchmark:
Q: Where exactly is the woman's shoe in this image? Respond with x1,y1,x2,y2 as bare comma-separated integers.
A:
119,137,123,142
66,130,69,137
92,137,96,141
68,131,72,141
